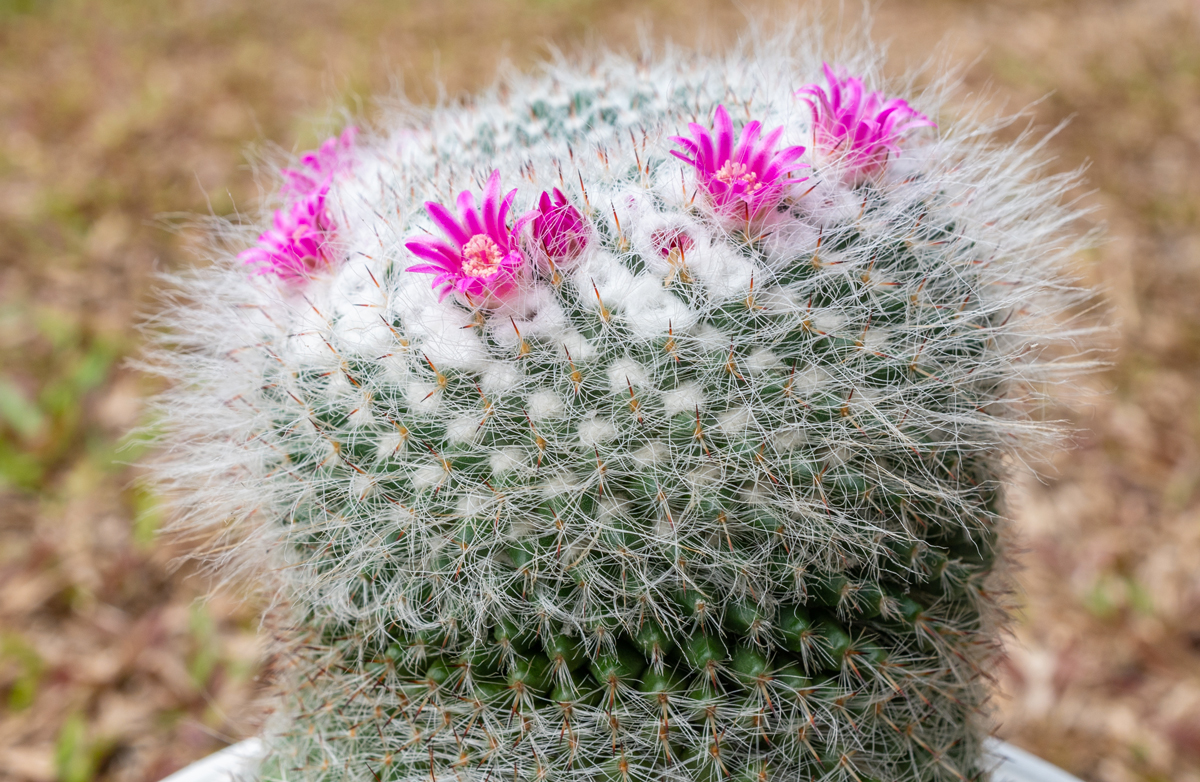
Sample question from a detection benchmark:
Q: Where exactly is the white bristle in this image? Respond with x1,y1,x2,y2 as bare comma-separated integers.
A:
146,23,1096,782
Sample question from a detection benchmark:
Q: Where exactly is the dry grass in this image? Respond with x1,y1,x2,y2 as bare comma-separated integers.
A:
0,1,1197,780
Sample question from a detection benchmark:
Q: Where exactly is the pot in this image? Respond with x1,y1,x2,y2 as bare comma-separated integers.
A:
159,737,1083,782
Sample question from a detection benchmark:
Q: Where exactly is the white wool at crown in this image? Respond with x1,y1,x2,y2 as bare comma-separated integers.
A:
318,56,819,344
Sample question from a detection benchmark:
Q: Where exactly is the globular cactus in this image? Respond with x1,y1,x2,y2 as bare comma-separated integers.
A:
150,28,1090,782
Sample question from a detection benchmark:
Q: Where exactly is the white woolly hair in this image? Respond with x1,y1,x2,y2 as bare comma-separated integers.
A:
142,18,1098,782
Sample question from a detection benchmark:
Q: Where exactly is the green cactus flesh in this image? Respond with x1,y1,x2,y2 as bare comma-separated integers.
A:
154,31,1088,782
269,213,998,780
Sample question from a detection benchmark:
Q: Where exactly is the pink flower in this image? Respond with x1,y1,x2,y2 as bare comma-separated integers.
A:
796,64,935,180
651,228,694,258
405,170,535,308
240,127,356,284
281,126,359,198
239,186,335,283
531,188,589,271
670,105,807,220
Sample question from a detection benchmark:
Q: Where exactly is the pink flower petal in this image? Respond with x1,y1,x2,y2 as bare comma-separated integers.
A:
797,65,934,180
405,172,531,308
671,105,808,219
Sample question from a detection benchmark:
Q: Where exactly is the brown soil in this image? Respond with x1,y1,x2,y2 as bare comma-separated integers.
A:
1,1,1196,780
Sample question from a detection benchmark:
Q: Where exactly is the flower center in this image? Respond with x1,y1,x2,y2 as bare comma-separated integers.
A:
714,160,761,191
461,234,504,277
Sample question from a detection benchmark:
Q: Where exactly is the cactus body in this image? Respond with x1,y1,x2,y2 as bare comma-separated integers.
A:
151,30,1088,782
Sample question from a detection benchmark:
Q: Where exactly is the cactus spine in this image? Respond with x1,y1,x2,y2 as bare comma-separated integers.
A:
149,29,1090,782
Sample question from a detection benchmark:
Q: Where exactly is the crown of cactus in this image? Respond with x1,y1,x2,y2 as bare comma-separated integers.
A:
149,29,1091,782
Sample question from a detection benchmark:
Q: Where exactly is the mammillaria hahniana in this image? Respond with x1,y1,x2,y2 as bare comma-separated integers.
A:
149,28,1092,782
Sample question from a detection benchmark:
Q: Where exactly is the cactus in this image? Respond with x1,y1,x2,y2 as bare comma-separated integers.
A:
148,28,1091,782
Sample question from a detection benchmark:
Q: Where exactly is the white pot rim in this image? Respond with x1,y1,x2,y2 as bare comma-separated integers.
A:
160,736,1083,782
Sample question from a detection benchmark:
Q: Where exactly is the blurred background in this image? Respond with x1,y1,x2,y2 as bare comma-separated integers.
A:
1,1,1197,780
